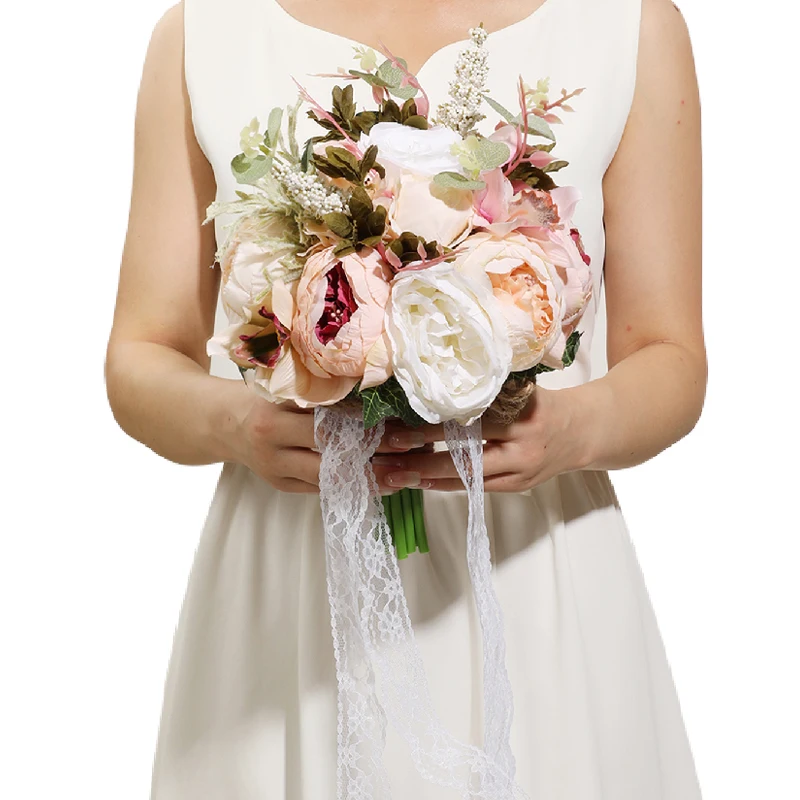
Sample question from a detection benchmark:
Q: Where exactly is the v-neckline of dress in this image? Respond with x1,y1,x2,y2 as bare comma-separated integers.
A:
266,0,562,79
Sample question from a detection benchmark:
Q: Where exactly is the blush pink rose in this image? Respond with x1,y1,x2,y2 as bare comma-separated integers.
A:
291,246,393,388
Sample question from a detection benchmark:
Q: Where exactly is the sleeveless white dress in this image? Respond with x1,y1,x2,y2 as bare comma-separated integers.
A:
150,0,704,797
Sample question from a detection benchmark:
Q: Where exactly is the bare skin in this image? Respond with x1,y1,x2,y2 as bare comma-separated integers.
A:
105,0,705,495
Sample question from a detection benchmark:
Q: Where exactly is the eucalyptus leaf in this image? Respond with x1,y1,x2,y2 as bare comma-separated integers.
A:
525,113,556,141
267,107,283,149
376,58,405,89
388,84,418,100
474,138,511,171
231,153,272,185
483,94,519,124
433,171,486,191
348,69,391,88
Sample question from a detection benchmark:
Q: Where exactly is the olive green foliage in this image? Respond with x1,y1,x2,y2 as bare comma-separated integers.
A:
322,185,388,256
387,232,441,267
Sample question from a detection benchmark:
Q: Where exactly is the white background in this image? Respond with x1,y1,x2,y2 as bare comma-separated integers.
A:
1,1,798,797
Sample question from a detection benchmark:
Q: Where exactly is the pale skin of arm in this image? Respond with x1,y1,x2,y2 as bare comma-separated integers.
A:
106,0,705,495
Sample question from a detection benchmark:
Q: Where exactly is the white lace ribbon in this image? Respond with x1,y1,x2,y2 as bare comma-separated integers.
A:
314,404,528,800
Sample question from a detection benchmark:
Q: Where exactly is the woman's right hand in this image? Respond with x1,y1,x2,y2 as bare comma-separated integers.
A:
232,393,433,494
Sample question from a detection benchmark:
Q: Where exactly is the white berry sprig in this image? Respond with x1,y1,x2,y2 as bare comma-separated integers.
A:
435,24,490,137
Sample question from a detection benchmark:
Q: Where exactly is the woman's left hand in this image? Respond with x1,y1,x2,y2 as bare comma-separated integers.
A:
371,385,594,493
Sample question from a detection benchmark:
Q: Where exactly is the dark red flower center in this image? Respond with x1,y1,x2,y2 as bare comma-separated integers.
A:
570,227,591,266
235,307,289,369
315,262,358,345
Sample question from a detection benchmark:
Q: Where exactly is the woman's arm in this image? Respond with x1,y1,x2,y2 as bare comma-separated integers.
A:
105,3,329,492
576,0,706,471
105,3,246,467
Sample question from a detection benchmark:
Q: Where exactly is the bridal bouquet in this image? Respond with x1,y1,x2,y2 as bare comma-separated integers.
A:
204,23,590,800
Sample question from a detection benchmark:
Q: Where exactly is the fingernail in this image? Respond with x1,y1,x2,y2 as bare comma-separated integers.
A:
386,470,422,488
389,431,426,450
371,456,405,467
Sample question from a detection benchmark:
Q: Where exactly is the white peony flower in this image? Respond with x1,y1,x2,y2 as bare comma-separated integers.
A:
386,263,513,425
359,122,464,177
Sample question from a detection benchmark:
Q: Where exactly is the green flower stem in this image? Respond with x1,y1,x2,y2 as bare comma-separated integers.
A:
400,488,417,555
389,491,408,559
410,489,429,553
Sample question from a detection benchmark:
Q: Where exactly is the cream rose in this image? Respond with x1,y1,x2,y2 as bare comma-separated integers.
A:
454,231,566,372
386,263,512,425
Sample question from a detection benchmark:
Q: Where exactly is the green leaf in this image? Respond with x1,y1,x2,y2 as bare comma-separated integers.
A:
348,69,391,88
483,94,519,124
333,240,357,257
267,106,283,148
473,138,511,171
542,159,569,173
361,386,398,429
374,59,418,100
525,113,556,141
300,138,315,171
403,114,429,129
388,83,418,100
360,378,426,429
432,171,486,191
513,362,555,382
359,144,378,181
323,212,354,238
562,330,582,368
231,153,272,185
348,185,373,220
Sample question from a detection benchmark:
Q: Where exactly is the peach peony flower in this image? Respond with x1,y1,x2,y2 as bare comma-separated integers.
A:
207,279,357,408
291,246,393,389
454,231,566,372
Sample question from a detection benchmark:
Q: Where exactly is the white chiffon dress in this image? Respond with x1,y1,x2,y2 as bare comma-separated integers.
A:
149,0,704,797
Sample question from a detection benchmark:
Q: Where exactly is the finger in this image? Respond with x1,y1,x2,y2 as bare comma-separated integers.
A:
272,476,319,494
270,408,318,449
382,422,445,448
419,472,525,493
278,447,322,486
